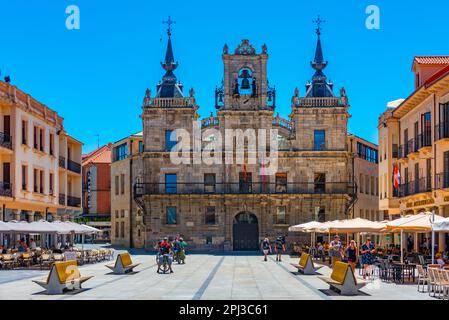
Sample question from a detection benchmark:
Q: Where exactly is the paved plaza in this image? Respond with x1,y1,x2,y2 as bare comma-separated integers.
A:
0,250,434,300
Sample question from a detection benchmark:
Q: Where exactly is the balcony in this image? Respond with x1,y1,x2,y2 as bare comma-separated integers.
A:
59,156,66,168
67,159,81,174
0,182,12,197
67,195,81,207
398,177,432,197
407,138,419,155
435,172,449,189
293,97,345,108
0,132,12,150
398,144,408,159
435,123,449,141
134,182,356,197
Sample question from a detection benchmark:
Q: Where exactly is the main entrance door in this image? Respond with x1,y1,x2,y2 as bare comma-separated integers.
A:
233,212,259,251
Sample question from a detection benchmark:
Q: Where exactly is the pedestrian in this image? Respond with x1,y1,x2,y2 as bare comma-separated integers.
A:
274,236,285,262
29,238,37,250
361,237,376,279
317,242,325,262
260,237,271,262
406,235,413,253
329,235,343,268
345,240,358,272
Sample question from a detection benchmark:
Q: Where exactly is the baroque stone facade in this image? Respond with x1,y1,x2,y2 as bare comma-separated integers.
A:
124,27,364,251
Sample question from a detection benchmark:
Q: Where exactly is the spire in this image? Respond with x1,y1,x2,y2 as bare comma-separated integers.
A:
157,16,183,98
306,15,334,98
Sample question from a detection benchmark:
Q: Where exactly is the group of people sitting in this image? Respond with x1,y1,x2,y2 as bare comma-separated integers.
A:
155,236,188,274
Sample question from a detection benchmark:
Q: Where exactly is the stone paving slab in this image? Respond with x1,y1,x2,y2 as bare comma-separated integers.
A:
0,253,435,300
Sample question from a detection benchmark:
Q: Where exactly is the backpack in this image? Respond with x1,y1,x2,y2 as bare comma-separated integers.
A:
262,240,270,250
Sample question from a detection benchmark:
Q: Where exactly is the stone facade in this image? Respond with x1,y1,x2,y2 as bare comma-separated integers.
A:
129,34,362,251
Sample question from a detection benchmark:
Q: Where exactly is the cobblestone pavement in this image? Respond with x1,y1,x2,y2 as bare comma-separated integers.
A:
0,253,434,300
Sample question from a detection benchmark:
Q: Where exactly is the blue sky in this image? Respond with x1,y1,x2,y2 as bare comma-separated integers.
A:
1,0,448,153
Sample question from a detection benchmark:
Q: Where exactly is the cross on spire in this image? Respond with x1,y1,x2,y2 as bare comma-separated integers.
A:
163,16,176,36
313,15,326,36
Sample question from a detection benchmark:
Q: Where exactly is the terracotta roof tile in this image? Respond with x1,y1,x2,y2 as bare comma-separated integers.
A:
414,56,449,65
82,144,112,165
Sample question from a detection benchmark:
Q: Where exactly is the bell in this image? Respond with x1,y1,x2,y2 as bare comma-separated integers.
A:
268,94,272,102
241,78,250,89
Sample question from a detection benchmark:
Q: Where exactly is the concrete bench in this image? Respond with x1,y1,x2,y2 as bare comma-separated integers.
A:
32,260,93,295
106,252,140,274
318,261,367,295
290,252,323,275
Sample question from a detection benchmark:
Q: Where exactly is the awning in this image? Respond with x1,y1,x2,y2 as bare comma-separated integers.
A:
0,221,12,232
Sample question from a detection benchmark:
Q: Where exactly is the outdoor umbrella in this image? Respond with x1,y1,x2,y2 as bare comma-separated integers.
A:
288,221,325,247
6,220,59,234
0,221,12,233
432,217,449,232
323,218,387,234
386,211,445,262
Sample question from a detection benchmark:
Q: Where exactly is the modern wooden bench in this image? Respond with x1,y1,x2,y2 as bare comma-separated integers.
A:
290,252,323,275
32,260,93,295
318,261,367,295
106,252,140,274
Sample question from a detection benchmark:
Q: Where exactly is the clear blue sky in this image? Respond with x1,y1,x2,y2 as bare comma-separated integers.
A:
1,0,448,153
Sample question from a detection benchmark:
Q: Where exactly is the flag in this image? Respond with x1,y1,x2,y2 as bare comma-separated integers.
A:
393,164,400,190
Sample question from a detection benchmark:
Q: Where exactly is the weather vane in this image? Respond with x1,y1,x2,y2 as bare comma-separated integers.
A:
163,16,176,36
313,15,326,35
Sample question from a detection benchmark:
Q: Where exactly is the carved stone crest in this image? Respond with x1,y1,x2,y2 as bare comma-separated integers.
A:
235,39,256,55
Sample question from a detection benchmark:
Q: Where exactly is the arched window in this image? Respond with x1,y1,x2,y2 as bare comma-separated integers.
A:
238,68,255,95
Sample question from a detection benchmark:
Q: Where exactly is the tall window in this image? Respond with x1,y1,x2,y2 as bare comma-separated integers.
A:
115,222,119,238
314,173,326,193
49,173,54,195
165,130,177,151
239,172,252,193
315,206,325,222
120,174,125,194
49,133,54,156
357,142,378,163
39,170,44,193
359,174,364,193
371,176,375,195
205,206,216,225
166,206,177,225
21,120,27,145
120,221,125,238
114,143,128,161
314,130,325,150
275,206,286,224
422,112,432,146
138,141,143,153
33,126,38,149
39,128,44,152
115,175,119,195
21,165,27,191
204,173,216,193
165,174,177,194
33,169,38,192
275,172,287,193
444,151,449,188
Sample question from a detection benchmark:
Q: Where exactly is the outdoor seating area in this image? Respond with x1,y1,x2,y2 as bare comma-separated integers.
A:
288,213,449,299
0,220,108,270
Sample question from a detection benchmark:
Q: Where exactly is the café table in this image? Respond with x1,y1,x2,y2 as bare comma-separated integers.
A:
391,262,417,284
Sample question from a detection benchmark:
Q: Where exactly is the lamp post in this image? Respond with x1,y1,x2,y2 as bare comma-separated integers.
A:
431,209,435,264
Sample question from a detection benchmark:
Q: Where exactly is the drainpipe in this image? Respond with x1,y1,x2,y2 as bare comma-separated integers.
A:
129,143,134,249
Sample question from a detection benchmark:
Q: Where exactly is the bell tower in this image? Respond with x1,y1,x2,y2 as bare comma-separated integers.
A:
216,40,275,112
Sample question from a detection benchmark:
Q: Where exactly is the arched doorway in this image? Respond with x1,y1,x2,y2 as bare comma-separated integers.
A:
233,212,259,251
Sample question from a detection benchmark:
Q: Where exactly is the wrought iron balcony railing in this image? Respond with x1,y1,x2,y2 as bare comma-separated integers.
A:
435,123,449,141
59,193,65,205
398,177,432,197
435,172,449,190
134,182,356,197
0,182,12,197
407,138,419,154
417,132,432,149
67,159,81,174
67,196,81,207
0,132,12,150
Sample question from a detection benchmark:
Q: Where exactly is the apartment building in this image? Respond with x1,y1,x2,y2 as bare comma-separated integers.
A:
0,80,82,222
378,56,449,251
110,132,143,247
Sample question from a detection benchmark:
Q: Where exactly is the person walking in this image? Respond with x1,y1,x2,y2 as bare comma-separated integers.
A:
261,237,271,262
345,240,358,272
361,238,376,279
274,236,285,262
329,235,343,268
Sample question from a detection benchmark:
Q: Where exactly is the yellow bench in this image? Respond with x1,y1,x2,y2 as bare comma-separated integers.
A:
318,261,367,295
32,261,93,295
106,252,140,274
290,253,323,275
